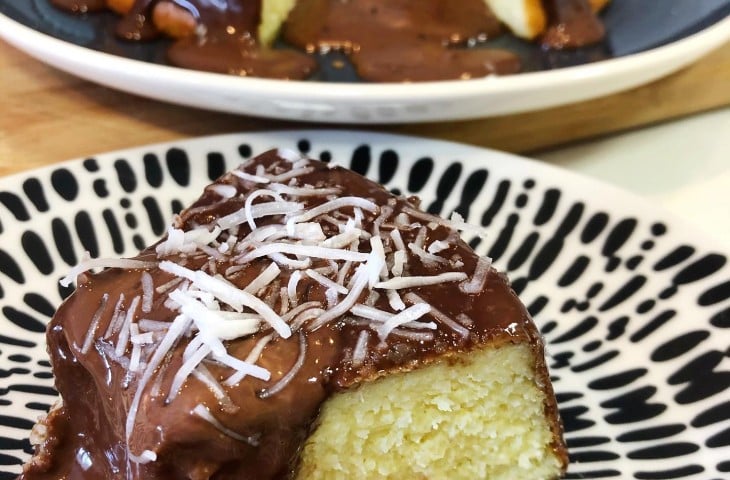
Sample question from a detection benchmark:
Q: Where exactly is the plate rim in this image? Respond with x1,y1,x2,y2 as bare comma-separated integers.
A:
0,7,729,123
1,129,729,478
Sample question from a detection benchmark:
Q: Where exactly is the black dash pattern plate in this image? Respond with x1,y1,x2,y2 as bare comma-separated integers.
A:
0,131,729,479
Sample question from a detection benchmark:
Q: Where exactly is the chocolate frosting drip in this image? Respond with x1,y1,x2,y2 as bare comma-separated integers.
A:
283,0,520,81
541,0,606,48
49,0,608,81
113,0,316,78
20,151,558,479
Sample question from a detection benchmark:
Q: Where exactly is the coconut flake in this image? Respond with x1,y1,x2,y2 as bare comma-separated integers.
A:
141,272,154,313
376,303,432,341
208,184,238,199
168,344,212,403
275,303,316,327
456,313,474,327
216,199,300,230
385,289,406,311
115,296,141,357
367,236,387,288
291,158,310,170
244,263,281,295
269,183,339,197
449,211,488,237
60,258,156,287
156,226,222,256
138,319,169,332
128,323,143,372
394,212,410,226
404,292,470,338
372,205,393,237
129,450,157,464
459,256,492,294
268,167,313,183
336,260,353,286
287,271,302,307
388,329,434,342
103,294,126,339
232,170,271,184
193,404,260,445
192,364,237,414
375,272,467,290
408,242,449,265
225,333,274,386
215,352,270,382
243,189,284,230
401,206,488,237
287,197,378,225
289,307,326,331
81,293,109,354
427,240,450,254
389,229,406,251
155,277,184,294
279,286,290,315
160,261,291,338
391,250,407,277
241,243,368,264
352,330,369,367
414,226,428,247
170,289,261,344
306,269,348,295
351,304,435,331
197,244,225,261
126,313,192,451
276,148,302,163
269,252,311,270
290,222,326,241
308,264,369,330
249,201,302,224
321,229,363,249
258,332,306,399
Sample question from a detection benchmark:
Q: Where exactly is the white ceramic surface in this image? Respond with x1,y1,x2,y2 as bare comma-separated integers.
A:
1,131,729,478
539,107,730,245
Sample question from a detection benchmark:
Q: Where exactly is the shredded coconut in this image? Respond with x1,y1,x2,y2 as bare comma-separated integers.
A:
258,332,306,399
60,257,156,287
375,272,467,290
460,256,492,294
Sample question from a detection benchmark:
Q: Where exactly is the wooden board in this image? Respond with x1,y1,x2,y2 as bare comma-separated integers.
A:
0,39,728,177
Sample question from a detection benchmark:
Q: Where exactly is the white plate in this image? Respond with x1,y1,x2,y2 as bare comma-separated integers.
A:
0,131,729,478
0,1,729,123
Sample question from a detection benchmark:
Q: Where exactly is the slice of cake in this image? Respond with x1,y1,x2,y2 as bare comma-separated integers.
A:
20,149,568,479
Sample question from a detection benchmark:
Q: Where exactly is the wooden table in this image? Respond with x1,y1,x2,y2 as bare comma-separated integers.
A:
1,39,729,177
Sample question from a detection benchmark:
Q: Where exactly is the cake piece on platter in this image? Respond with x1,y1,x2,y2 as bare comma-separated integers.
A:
20,149,568,479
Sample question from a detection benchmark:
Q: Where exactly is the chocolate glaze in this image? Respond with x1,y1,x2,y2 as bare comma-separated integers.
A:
542,0,606,49
50,0,107,13
283,0,520,82
114,0,316,79
19,151,566,479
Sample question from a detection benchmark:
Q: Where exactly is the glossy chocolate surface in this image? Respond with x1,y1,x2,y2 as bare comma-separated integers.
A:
283,0,520,81
542,0,606,48
49,0,605,81
20,151,559,479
